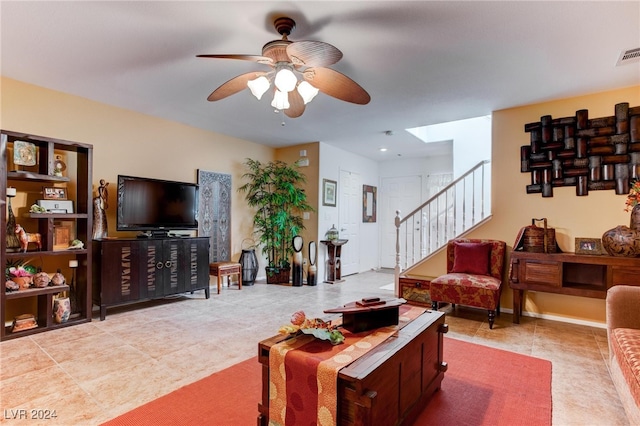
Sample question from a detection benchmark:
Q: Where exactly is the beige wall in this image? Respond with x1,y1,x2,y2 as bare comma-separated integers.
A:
1,77,273,262
275,143,320,271
412,85,640,325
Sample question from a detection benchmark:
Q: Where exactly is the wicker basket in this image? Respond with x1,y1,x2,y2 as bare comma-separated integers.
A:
523,218,557,253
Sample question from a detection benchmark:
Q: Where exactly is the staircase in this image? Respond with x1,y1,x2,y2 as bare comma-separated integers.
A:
393,160,492,284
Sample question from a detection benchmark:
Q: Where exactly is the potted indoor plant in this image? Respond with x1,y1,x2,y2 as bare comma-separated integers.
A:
5,259,37,290
239,159,314,284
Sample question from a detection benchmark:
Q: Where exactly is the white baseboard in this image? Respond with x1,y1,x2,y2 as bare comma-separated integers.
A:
500,307,606,329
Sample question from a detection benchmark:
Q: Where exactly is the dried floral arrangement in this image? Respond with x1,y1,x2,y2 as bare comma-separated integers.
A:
279,311,344,345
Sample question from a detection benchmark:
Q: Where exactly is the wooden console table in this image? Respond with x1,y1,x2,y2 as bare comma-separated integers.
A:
257,310,448,426
321,239,348,283
509,251,640,323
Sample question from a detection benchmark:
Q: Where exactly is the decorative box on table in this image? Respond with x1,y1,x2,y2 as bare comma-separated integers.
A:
398,275,434,307
323,297,405,333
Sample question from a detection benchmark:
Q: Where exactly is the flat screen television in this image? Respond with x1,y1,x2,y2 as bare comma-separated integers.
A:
116,175,198,236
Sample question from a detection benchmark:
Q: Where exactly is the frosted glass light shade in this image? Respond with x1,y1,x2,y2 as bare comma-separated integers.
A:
274,67,297,93
247,76,270,100
297,81,319,104
271,90,290,110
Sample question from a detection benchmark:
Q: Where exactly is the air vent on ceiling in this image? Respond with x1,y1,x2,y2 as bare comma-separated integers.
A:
616,47,640,66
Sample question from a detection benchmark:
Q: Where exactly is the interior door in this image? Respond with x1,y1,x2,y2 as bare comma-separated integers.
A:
380,175,422,269
339,169,361,276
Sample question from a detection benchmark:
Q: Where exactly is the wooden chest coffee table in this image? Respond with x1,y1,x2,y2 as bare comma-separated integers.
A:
257,310,448,426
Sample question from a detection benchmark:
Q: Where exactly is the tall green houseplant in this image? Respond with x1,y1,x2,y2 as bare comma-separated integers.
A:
239,159,314,284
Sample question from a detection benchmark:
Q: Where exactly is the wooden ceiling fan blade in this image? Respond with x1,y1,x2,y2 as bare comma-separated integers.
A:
303,67,370,105
207,71,267,101
197,54,274,66
287,41,343,67
285,90,305,118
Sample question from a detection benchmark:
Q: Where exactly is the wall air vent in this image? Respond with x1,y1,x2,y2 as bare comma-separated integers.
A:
616,47,640,66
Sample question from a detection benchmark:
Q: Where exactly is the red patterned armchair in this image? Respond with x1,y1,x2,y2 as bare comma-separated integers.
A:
429,238,507,329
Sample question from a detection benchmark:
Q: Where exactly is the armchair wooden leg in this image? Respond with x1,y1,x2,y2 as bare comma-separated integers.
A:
488,310,496,329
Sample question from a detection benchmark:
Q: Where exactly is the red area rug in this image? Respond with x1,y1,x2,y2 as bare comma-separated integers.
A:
103,338,551,426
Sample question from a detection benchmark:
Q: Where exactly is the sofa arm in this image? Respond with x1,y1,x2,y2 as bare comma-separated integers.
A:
607,285,640,332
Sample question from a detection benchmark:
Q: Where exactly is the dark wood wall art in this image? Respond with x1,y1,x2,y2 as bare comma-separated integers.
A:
521,102,640,197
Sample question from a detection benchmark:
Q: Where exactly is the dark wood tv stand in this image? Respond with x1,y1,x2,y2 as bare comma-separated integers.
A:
92,236,210,320
509,251,640,323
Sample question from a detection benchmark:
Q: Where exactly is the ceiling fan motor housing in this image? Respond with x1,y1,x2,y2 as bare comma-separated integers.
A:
274,17,296,37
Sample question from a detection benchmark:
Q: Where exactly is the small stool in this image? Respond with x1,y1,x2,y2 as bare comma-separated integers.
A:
209,262,242,294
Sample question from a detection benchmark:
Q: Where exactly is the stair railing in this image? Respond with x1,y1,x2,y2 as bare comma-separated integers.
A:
394,160,491,285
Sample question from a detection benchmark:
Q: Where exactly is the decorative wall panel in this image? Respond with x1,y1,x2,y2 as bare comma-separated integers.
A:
521,102,640,197
197,170,232,262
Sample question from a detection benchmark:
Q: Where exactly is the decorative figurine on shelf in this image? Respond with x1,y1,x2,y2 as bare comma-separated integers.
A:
6,187,20,251
68,239,84,250
53,155,66,177
5,279,20,292
29,204,46,213
51,270,66,286
33,271,50,288
92,179,109,240
15,224,42,252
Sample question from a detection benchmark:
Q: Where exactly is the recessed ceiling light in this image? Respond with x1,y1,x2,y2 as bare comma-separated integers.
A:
379,148,388,152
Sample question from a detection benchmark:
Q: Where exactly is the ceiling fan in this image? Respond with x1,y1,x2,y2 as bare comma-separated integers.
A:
197,17,371,118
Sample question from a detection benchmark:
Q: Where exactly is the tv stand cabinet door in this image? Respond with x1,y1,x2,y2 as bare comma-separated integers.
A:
183,238,210,293
157,239,186,295
139,239,166,299
97,240,143,305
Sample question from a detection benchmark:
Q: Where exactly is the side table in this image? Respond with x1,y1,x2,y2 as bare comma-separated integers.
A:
321,239,348,283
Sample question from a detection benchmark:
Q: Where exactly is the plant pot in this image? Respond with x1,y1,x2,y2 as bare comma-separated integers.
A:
13,276,32,290
266,267,290,284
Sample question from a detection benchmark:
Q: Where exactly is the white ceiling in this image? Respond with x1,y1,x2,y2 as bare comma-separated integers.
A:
1,1,639,161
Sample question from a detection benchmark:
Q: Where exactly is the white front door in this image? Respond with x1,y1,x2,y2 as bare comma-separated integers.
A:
380,175,422,268
339,169,361,276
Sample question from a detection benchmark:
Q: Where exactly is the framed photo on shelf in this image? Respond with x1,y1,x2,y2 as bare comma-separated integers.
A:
43,187,67,200
323,179,337,207
54,225,71,249
575,238,603,255
362,185,377,223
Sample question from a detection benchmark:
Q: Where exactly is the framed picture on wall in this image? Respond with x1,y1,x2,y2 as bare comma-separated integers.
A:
323,179,337,207
362,185,377,223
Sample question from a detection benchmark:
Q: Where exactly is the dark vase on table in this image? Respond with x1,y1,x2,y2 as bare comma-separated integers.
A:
602,204,640,257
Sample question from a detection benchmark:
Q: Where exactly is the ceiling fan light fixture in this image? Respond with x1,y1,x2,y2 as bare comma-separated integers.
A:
247,76,270,100
297,81,319,104
274,65,297,93
271,89,290,110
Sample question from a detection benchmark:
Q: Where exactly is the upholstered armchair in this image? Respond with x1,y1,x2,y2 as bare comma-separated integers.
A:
429,238,507,329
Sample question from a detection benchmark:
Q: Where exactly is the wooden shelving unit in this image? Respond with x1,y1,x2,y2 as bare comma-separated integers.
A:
1,130,93,340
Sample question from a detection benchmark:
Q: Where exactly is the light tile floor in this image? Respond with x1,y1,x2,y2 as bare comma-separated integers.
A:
0,270,628,425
